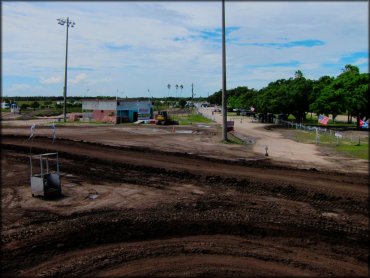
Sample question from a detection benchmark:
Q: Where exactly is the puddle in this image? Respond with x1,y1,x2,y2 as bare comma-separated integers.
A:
175,130,193,134
87,189,99,200
197,124,211,128
89,194,98,200
322,212,339,218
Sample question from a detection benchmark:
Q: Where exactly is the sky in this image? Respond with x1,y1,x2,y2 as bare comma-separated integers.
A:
2,1,369,98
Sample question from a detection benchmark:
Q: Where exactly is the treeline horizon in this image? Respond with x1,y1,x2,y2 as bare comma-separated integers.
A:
3,64,368,128
208,64,368,129
1,96,208,101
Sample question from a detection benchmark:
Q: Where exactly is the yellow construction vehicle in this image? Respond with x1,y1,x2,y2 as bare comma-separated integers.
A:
155,111,179,125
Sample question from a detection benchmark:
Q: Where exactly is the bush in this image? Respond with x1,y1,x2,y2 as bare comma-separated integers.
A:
179,99,187,109
30,101,40,109
21,103,30,110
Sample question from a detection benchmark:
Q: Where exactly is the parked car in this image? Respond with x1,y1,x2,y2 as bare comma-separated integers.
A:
241,110,256,117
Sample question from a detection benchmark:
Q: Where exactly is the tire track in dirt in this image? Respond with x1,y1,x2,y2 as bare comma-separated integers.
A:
1,136,368,277
3,141,368,217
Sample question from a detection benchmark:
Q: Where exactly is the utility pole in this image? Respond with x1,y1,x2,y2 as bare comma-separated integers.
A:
221,0,228,141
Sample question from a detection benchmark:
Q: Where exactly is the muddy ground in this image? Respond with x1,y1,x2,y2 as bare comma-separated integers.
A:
1,124,369,277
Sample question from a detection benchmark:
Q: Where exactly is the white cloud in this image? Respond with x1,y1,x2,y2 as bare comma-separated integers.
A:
40,75,62,84
86,76,112,86
5,83,62,97
354,58,369,66
9,83,31,91
2,1,368,97
70,73,87,84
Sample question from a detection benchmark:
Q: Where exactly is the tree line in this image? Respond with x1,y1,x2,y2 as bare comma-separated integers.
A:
207,65,369,128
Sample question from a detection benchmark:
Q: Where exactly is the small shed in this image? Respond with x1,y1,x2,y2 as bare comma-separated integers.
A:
30,153,61,198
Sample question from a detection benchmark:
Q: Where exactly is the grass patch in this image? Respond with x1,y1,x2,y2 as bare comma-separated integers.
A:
222,133,244,145
295,130,336,144
34,107,82,116
336,143,369,160
293,130,368,160
174,113,213,125
288,114,356,127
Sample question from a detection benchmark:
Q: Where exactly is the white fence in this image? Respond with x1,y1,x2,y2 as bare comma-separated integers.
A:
277,119,366,146
198,107,366,146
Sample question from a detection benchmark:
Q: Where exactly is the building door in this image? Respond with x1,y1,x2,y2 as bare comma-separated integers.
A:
118,110,129,123
133,112,138,122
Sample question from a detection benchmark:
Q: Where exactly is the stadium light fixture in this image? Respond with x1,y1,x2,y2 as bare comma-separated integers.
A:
57,17,76,122
221,0,228,141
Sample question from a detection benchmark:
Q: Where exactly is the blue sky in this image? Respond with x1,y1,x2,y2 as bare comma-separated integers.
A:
2,1,368,98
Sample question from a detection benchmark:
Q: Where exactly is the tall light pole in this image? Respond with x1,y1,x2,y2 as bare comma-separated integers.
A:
191,83,195,113
221,0,228,141
57,17,75,122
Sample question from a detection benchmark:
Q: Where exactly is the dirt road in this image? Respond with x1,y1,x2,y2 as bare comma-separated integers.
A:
1,126,368,277
199,107,368,174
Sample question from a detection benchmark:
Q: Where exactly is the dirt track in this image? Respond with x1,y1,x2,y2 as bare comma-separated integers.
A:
1,124,369,277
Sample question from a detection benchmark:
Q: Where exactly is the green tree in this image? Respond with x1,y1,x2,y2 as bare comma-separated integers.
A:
354,73,369,122
238,87,258,110
44,100,52,106
30,101,40,110
20,103,30,110
309,76,334,110
179,99,186,109
334,65,368,128
287,74,313,122
254,73,312,123
208,90,222,105
309,65,368,126
294,70,303,79
227,87,244,109
255,79,288,114
226,86,258,110
208,87,257,110
310,83,346,122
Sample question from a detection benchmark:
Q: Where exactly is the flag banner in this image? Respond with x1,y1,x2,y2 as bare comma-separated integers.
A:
28,124,36,140
51,124,56,144
360,119,368,129
318,115,329,126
